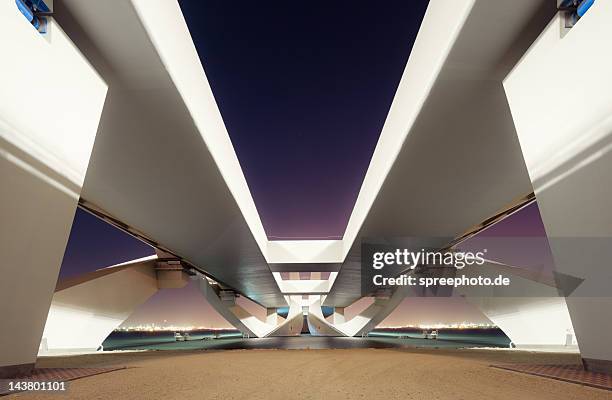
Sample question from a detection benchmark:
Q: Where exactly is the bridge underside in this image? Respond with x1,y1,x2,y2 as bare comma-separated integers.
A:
2,0,612,378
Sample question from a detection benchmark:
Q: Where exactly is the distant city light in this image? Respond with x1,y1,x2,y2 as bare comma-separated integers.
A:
115,324,235,332
379,322,498,330
116,322,497,333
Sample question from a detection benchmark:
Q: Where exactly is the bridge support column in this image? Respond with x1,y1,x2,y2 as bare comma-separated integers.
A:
504,1,612,372
196,275,302,338
0,145,80,378
266,308,278,325
309,287,410,337
0,0,107,376
39,258,189,355
332,307,345,324
465,297,575,349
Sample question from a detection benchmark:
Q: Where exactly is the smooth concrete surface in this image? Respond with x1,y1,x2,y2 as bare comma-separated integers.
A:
465,297,574,348
2,0,610,379
57,0,552,309
332,307,345,324
458,262,575,347
326,0,555,306
55,0,285,307
196,276,303,338
265,300,304,337
0,139,80,377
0,2,107,187
40,260,160,354
266,308,278,325
309,286,410,337
0,0,106,377
505,2,612,371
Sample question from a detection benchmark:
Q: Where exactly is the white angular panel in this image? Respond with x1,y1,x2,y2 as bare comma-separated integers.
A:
40,260,159,353
504,3,612,185
465,297,575,348
505,2,612,371
0,1,107,186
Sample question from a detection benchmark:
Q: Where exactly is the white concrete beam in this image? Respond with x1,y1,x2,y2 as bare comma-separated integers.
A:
272,272,339,295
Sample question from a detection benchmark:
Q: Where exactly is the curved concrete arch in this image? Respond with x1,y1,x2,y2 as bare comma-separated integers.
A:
265,298,304,337
196,275,303,338
308,286,410,337
307,298,345,336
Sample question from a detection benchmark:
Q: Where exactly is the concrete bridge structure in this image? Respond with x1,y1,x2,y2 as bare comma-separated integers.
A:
2,0,612,377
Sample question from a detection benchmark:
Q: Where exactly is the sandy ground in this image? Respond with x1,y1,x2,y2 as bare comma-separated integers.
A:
9,348,612,400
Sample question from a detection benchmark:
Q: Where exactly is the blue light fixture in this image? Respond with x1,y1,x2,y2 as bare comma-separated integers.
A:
577,0,595,17
15,0,50,34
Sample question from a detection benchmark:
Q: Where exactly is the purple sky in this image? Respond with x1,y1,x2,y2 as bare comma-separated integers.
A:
459,202,553,275
58,209,153,281
178,0,429,239
479,202,547,237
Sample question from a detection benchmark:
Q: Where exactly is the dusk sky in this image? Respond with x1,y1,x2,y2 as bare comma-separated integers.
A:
178,0,430,239
59,209,154,281
57,0,551,328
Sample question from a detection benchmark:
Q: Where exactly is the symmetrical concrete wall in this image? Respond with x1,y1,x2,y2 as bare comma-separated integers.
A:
308,287,410,337
197,275,303,338
307,297,345,336
3,0,611,377
266,298,304,337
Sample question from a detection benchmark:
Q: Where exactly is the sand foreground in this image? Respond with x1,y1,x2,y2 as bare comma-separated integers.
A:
9,348,612,400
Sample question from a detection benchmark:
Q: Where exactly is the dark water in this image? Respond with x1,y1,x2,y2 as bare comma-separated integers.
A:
102,329,243,350
369,328,511,347
102,328,510,351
